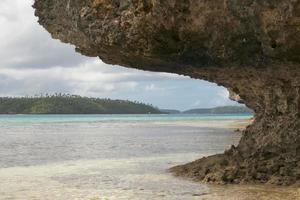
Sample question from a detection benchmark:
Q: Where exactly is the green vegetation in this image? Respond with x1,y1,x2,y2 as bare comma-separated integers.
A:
0,94,163,114
182,106,253,114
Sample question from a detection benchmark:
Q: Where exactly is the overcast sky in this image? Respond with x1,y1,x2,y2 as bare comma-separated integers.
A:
0,0,238,110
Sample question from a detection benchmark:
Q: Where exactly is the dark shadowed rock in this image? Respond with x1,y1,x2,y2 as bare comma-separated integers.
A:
33,0,300,186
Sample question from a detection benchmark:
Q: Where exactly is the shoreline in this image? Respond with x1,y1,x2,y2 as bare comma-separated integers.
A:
168,116,300,187
153,118,253,131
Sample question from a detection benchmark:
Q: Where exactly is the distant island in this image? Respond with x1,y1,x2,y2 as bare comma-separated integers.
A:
159,109,181,114
0,95,253,115
0,95,163,114
161,106,253,114
183,106,253,114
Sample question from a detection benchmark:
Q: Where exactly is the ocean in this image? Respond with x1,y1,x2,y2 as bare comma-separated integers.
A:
0,114,298,200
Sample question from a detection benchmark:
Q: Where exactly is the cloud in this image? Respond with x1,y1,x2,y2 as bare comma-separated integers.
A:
0,58,187,97
0,0,89,69
212,89,238,107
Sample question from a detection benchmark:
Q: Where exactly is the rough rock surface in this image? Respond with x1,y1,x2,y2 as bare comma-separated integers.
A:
33,0,300,185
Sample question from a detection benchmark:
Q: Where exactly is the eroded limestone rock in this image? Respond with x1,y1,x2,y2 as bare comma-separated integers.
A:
33,0,300,185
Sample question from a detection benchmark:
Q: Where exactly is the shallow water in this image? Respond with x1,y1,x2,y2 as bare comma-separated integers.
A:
0,114,298,200
0,113,252,123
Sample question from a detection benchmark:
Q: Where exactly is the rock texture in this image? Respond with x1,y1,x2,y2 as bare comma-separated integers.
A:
33,0,300,185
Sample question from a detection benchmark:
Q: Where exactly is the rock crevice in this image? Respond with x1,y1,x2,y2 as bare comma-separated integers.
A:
33,0,300,185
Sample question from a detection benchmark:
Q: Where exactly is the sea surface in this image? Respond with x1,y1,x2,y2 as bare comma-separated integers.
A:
0,114,298,200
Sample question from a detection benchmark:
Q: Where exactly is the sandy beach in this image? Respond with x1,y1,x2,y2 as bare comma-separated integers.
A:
153,118,252,130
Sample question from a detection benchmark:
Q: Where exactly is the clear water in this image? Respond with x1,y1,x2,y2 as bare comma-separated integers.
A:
0,114,298,200
0,114,252,124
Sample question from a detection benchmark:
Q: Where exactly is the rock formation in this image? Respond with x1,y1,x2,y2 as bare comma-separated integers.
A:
33,0,300,185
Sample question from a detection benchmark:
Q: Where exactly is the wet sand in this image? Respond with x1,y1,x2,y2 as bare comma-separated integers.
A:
0,155,299,200
153,118,252,130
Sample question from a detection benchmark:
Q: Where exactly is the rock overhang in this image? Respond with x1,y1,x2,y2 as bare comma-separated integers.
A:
33,0,300,71
33,0,300,185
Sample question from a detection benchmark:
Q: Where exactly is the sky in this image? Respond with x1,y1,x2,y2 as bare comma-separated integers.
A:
0,0,238,111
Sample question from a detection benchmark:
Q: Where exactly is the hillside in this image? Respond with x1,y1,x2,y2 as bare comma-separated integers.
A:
0,95,163,114
183,106,253,114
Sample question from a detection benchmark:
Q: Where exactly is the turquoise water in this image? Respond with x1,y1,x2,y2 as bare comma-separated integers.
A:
0,113,253,124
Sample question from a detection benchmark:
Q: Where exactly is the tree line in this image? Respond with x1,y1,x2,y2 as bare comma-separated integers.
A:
0,94,163,114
